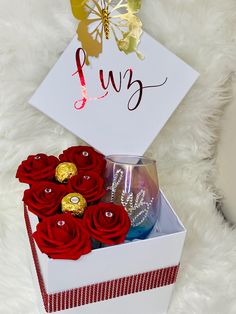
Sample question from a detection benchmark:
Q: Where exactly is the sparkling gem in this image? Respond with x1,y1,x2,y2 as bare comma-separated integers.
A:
83,175,90,180
34,155,41,160
57,220,65,226
105,211,113,218
44,188,52,193
82,151,89,157
70,196,79,204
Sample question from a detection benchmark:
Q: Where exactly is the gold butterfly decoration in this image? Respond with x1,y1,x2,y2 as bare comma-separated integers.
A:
70,0,143,64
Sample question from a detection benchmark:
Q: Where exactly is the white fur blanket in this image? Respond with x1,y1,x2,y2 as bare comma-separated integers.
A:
0,0,236,313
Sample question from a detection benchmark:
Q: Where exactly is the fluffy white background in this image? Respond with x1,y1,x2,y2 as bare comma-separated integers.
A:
0,0,236,313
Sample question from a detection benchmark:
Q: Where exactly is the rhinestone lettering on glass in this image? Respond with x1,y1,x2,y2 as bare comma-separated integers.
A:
107,169,154,227
121,190,154,227
107,169,124,202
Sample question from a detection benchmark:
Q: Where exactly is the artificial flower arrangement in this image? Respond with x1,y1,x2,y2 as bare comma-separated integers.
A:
16,146,131,260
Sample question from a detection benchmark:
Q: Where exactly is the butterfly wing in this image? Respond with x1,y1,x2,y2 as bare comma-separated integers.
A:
77,18,103,64
70,0,104,64
70,0,143,62
70,0,90,19
110,0,143,59
127,0,142,13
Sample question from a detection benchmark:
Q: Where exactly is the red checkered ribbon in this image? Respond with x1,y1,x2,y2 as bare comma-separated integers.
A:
24,206,179,313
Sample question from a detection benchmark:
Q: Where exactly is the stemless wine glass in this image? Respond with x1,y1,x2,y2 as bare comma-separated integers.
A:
102,155,160,240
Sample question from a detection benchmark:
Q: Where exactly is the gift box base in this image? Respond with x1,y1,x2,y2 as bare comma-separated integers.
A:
31,263,175,314
29,254,175,314
25,191,186,314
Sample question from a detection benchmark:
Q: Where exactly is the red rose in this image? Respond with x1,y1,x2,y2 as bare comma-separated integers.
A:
67,171,106,203
83,203,131,245
59,146,105,174
16,153,59,184
23,182,67,219
33,214,91,260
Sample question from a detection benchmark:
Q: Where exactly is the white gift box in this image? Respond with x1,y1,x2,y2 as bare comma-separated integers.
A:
24,191,186,314
24,13,199,312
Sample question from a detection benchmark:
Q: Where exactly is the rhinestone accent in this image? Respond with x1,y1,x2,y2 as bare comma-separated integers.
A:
70,196,79,204
130,210,149,227
105,211,113,218
82,151,89,157
121,189,154,227
107,169,124,202
107,168,154,227
34,155,41,160
83,175,90,180
57,220,65,226
44,188,52,193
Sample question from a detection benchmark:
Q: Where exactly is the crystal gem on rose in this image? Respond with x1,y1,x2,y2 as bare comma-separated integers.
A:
57,220,65,227
105,211,113,218
83,175,90,180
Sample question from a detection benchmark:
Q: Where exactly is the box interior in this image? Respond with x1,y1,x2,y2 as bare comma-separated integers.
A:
27,191,186,293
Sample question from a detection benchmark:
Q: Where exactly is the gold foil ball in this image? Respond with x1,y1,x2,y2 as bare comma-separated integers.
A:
61,193,87,217
55,162,77,183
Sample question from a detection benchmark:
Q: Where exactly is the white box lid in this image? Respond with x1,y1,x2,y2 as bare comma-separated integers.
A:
29,30,199,155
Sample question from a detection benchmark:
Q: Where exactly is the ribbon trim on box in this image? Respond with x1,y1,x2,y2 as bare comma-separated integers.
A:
24,205,180,313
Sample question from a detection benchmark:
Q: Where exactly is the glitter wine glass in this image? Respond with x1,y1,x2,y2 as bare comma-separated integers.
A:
102,155,160,240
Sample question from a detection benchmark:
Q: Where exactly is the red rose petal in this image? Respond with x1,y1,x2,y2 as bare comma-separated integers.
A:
83,203,131,245
33,214,92,260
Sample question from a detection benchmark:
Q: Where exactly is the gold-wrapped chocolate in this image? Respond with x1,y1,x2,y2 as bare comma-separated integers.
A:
55,162,77,183
61,193,87,217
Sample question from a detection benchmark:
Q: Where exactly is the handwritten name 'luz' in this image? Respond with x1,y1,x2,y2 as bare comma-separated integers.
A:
72,48,168,111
